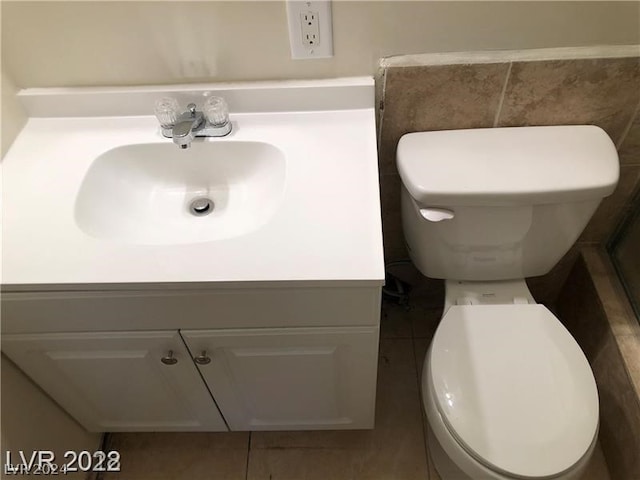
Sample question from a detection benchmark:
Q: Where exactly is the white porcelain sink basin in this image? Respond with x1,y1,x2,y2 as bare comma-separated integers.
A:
75,141,286,245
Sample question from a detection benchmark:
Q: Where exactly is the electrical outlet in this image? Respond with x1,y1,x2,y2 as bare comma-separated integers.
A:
286,1,333,59
301,11,319,46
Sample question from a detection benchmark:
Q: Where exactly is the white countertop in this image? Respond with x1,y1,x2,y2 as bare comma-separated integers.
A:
1,79,385,290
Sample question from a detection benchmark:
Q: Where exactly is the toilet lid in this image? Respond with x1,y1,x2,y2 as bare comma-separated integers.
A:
430,304,599,478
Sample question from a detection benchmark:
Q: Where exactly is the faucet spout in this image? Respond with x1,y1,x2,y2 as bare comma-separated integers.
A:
171,107,204,149
172,120,196,149
173,120,198,138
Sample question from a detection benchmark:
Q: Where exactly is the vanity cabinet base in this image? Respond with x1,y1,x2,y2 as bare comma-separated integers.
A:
2,327,379,432
183,326,379,431
1,286,382,432
1,331,228,432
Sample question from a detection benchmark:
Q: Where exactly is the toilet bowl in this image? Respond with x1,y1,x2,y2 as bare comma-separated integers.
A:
395,126,619,479
422,281,599,480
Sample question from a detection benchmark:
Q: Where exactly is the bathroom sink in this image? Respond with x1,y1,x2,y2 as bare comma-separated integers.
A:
75,141,286,245
2,78,384,286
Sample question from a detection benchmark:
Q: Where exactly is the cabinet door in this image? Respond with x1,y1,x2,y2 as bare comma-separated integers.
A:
1,331,227,432
182,326,379,431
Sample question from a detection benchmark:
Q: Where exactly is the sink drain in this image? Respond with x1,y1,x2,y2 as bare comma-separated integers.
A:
189,197,214,216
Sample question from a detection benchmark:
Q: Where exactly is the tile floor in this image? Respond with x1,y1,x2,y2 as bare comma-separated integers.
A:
100,298,611,480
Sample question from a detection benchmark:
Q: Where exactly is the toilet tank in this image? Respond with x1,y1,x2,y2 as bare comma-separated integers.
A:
396,126,619,280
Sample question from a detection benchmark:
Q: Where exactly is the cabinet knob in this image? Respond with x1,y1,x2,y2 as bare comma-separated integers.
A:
194,351,211,365
161,350,178,365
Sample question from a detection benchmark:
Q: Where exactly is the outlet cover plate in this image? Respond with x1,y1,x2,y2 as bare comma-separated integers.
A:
286,0,333,59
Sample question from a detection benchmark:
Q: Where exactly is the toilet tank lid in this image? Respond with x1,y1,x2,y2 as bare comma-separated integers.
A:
397,126,619,206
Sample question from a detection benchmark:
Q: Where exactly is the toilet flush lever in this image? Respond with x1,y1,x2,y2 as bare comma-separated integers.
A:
419,208,455,222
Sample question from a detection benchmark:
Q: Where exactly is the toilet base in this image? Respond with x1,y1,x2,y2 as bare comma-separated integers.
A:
422,345,598,480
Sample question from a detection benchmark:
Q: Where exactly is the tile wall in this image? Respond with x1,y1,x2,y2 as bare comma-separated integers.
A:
377,52,640,306
557,248,640,479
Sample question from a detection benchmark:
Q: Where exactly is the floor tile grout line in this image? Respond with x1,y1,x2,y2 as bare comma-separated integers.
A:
245,431,252,480
411,336,432,479
94,432,111,480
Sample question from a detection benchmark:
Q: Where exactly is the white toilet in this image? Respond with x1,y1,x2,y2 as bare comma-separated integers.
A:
396,126,619,480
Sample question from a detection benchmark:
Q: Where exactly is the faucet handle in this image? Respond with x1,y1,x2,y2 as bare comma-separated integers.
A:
187,103,197,116
203,96,229,127
154,97,180,128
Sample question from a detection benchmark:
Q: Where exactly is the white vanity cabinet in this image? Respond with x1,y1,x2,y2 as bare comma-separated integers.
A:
182,326,379,431
1,285,382,432
0,331,228,432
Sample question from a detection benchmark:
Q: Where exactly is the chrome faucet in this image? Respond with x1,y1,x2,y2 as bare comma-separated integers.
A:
172,104,205,149
155,97,232,149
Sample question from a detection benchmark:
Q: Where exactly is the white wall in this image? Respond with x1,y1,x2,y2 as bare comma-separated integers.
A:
0,356,102,480
2,1,639,88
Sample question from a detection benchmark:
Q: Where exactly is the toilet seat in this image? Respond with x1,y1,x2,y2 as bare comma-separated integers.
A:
429,304,599,479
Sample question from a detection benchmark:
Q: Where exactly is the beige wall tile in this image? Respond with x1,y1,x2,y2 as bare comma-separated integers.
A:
617,335,640,403
582,247,640,337
614,213,640,306
572,248,640,478
556,254,637,478
579,164,639,243
378,63,509,174
580,203,632,244
609,165,640,205
592,332,640,479
556,256,610,362
497,57,640,144
619,108,640,165
527,244,581,306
